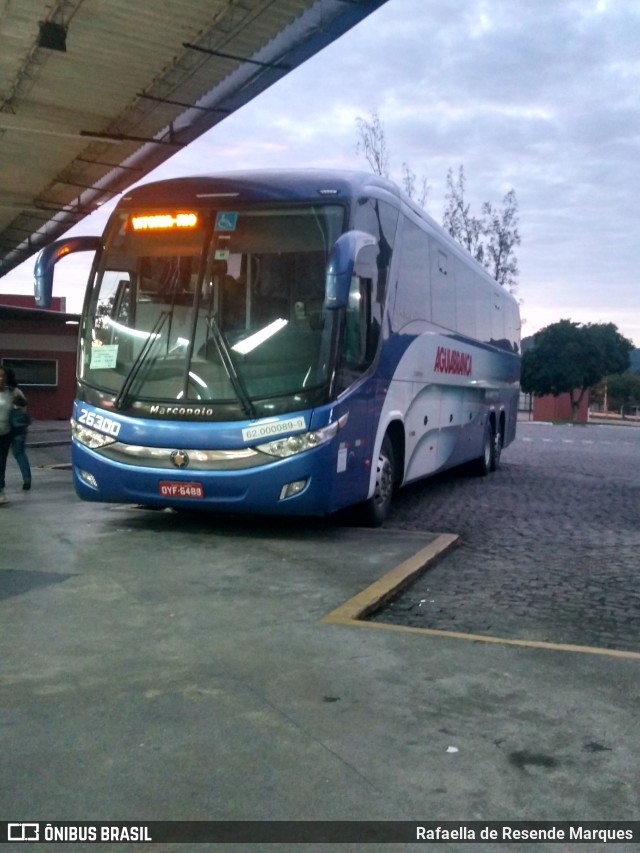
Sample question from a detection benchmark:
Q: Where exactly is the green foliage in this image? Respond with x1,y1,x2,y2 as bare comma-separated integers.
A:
592,371,640,413
521,320,634,419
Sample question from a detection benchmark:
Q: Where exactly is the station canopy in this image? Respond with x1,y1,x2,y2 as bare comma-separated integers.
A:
0,0,388,279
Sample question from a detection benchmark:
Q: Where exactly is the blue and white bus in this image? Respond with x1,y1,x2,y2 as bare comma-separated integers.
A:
35,170,520,525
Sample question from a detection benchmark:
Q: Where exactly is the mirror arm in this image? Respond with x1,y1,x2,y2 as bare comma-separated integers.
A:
34,236,101,307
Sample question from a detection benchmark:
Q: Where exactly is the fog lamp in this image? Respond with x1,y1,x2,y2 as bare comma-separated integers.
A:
78,469,98,489
279,479,308,500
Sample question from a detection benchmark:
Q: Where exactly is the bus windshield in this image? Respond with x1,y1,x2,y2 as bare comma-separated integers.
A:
79,204,345,417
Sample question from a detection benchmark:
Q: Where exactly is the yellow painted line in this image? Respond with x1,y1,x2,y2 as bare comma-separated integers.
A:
333,620,640,660
323,533,460,623
323,533,640,661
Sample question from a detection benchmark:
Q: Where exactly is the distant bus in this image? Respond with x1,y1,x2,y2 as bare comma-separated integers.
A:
35,170,520,525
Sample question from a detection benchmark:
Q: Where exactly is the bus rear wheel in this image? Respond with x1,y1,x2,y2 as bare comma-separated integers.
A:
491,422,503,471
359,435,395,527
471,418,495,477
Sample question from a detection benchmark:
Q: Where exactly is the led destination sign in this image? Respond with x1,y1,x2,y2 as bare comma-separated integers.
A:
130,212,198,231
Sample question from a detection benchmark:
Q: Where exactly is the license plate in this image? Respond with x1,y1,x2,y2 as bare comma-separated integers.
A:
159,481,204,498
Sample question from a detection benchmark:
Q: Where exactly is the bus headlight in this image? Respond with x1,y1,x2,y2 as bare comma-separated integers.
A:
71,418,118,450
256,415,347,459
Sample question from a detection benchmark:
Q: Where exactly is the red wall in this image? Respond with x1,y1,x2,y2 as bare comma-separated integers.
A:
533,391,589,423
11,353,77,420
0,312,78,420
0,294,67,311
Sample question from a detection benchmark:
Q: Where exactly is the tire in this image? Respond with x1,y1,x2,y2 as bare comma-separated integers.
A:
491,421,503,471
471,418,495,477
358,434,396,527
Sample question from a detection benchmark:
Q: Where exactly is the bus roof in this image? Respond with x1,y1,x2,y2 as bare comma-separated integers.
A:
119,169,403,207
117,167,518,308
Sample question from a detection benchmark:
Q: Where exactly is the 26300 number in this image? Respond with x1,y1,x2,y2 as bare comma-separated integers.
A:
77,408,121,437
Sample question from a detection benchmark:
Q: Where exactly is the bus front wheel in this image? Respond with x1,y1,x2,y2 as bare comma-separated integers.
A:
359,435,395,527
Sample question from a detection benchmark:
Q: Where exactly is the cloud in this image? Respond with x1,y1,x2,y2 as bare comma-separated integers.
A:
2,0,639,344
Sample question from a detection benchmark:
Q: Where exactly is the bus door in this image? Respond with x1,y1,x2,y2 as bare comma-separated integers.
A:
329,246,382,509
403,382,443,483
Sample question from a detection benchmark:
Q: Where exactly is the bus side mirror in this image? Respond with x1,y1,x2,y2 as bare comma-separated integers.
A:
345,275,373,367
34,236,101,307
325,230,377,309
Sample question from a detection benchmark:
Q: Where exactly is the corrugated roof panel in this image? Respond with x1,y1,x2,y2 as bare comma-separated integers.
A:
0,0,389,275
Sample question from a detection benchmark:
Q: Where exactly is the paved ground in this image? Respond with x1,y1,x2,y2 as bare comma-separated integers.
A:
374,421,640,652
0,420,638,851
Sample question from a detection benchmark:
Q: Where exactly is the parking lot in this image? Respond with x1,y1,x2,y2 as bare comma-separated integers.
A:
1,421,639,850
376,421,640,653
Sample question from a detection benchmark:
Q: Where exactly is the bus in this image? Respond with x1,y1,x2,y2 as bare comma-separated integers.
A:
34,170,520,525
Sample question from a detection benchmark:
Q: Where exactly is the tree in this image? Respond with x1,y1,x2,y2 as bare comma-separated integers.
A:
592,371,640,417
607,372,640,416
481,189,520,292
354,116,520,292
355,110,390,178
401,162,429,207
521,320,634,421
443,166,485,264
443,166,520,293
355,111,429,205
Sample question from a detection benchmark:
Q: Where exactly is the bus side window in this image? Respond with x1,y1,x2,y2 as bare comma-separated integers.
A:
476,286,492,346
392,218,431,330
491,288,505,348
352,196,398,313
431,246,456,330
455,259,476,339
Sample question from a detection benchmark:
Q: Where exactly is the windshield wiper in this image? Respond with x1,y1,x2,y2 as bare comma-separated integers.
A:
113,310,169,410
205,313,256,419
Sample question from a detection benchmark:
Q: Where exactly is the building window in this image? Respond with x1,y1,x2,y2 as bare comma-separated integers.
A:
1,358,58,387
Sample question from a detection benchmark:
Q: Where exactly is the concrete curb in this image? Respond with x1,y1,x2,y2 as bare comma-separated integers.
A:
323,533,460,624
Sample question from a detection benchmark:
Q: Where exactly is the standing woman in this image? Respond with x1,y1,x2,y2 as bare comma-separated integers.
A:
5,366,31,491
0,365,14,505
0,365,31,505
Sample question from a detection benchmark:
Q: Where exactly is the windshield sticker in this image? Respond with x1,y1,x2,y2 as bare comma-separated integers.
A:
242,416,306,443
90,344,118,369
214,232,231,260
215,211,238,231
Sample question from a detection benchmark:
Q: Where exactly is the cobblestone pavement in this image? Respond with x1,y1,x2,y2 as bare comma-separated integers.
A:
373,422,640,652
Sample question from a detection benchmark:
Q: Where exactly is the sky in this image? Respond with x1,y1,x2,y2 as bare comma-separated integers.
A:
2,0,639,345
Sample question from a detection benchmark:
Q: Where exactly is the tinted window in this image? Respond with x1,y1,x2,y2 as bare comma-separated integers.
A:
392,218,431,329
352,197,398,311
476,288,492,345
431,246,456,330
454,260,476,338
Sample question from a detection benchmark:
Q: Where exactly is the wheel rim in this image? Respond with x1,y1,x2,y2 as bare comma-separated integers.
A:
484,428,493,468
494,429,502,462
374,451,393,508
